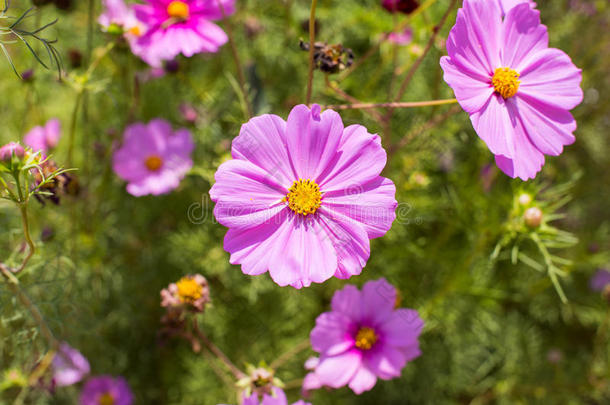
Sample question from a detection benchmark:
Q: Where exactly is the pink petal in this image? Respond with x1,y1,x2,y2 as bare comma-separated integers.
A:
514,96,576,156
322,176,397,239
446,1,502,77
470,94,516,158
347,366,378,394
267,215,338,288
310,312,355,356
501,4,548,69
285,105,343,180
44,118,61,148
318,125,387,193
330,284,362,320
317,207,371,280
518,48,583,111
379,309,424,348
315,350,362,389
209,159,286,228
361,278,396,324
223,209,291,276
364,345,406,380
232,114,295,186
440,56,494,114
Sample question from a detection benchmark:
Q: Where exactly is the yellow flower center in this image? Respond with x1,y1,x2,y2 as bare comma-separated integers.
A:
145,155,163,171
355,327,378,351
176,277,202,303
98,393,115,405
492,67,520,99
284,179,322,216
127,26,142,37
167,1,190,19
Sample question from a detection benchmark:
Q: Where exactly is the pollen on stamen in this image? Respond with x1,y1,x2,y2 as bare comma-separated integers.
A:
167,1,190,20
492,67,521,99
283,179,322,216
355,327,378,350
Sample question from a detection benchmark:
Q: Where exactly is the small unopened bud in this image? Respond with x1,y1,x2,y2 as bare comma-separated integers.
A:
21,69,35,82
41,226,55,242
68,49,83,69
179,103,198,123
0,142,25,161
382,0,420,15
164,59,180,74
518,193,533,206
524,207,543,228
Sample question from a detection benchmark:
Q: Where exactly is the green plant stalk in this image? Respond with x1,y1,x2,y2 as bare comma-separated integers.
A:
15,203,34,273
305,0,318,105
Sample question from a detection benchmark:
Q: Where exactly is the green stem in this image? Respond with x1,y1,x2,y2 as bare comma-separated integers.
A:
216,0,252,119
67,90,84,166
0,264,57,349
305,0,318,105
324,98,458,111
15,203,34,273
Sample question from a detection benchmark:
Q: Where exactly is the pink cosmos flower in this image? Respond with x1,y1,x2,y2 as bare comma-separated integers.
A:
209,104,397,288
440,0,583,180
0,142,25,161
23,119,61,156
160,274,210,312
307,278,424,394
112,119,194,196
52,342,90,387
132,0,235,67
80,376,133,405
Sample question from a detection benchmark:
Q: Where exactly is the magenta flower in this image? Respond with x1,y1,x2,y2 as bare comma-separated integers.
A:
590,269,610,292
209,104,397,288
0,142,25,161
23,119,61,156
99,0,147,55
132,0,235,67
80,376,133,405
52,342,90,387
440,0,583,180
242,387,310,405
308,278,424,394
112,119,194,197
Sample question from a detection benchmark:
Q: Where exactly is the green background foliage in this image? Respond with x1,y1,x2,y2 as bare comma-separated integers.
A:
1,0,609,403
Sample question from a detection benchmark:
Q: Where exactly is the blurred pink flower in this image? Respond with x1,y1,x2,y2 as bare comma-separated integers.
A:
98,0,147,55
590,269,610,292
112,119,194,196
387,28,413,46
209,104,397,288
23,119,61,156
132,0,235,67
52,342,90,387
80,376,133,405
307,278,424,394
0,142,25,161
440,0,582,180
160,274,210,312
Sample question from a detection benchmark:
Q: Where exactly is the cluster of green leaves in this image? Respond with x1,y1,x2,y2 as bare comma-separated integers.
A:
0,0,609,404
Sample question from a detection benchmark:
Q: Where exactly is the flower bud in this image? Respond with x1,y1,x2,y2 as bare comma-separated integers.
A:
518,193,533,206
0,142,25,162
382,0,420,15
524,207,543,228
